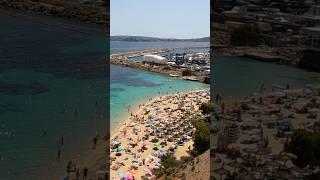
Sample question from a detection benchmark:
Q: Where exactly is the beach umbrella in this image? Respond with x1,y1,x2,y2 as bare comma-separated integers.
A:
117,172,125,178
115,147,124,152
144,168,153,176
153,143,161,148
112,140,120,145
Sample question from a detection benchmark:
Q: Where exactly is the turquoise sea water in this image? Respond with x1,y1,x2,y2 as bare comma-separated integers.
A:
110,65,208,128
0,10,208,179
2,8,320,180
0,10,108,179
0,69,108,179
110,41,210,128
213,55,320,99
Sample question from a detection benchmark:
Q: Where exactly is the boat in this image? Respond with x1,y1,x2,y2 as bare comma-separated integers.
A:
183,76,198,81
169,74,179,77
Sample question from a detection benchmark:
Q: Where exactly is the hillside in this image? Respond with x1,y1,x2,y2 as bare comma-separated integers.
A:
158,150,210,180
111,35,210,42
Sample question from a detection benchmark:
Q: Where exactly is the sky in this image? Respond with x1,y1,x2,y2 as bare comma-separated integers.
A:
110,0,210,39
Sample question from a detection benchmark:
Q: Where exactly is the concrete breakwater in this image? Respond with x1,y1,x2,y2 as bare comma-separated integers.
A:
110,47,210,84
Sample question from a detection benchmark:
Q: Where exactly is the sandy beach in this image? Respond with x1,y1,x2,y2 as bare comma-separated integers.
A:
211,86,320,179
110,89,209,179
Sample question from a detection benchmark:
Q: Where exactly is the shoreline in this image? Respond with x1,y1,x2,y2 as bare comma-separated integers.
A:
55,88,208,180
0,1,108,26
110,47,210,84
110,88,209,138
110,89,210,179
213,46,320,72
0,7,107,36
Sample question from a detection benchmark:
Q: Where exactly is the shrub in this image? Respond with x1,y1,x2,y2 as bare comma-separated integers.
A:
200,102,214,114
286,130,320,168
191,120,210,156
154,154,181,177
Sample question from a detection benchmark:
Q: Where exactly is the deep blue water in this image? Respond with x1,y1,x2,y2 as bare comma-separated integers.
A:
0,9,108,179
110,41,209,53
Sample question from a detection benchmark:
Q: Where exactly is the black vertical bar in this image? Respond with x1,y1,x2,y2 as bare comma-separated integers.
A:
106,0,110,179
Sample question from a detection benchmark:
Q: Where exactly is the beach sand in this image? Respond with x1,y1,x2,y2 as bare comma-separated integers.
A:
110,90,209,179
211,88,320,179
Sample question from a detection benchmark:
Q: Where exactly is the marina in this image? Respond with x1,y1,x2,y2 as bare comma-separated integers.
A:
110,46,210,84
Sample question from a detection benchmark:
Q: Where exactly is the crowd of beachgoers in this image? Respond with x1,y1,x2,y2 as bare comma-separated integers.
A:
110,89,209,179
212,86,320,179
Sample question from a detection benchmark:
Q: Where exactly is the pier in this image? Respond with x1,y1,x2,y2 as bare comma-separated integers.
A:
110,46,210,84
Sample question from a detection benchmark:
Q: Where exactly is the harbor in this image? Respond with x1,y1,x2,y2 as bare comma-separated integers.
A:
110,46,210,84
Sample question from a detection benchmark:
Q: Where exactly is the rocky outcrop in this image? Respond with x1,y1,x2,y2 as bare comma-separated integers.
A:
0,0,108,26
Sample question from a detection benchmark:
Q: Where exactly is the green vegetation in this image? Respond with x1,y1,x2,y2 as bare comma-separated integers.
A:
154,154,182,177
230,25,261,46
286,130,320,168
110,35,210,42
154,120,210,177
199,102,214,114
191,120,210,156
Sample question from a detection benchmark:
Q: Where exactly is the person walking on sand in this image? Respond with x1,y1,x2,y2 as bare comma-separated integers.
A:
83,167,88,180
59,136,64,146
66,160,72,176
221,103,225,114
93,136,98,149
76,168,80,180
216,94,221,104
57,147,61,160
123,129,127,137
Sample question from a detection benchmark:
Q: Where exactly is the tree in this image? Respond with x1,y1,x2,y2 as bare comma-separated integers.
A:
200,102,214,115
230,25,261,46
154,154,181,177
286,130,320,168
191,120,210,156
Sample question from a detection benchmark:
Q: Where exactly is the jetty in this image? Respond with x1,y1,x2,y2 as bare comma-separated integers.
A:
110,46,210,84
